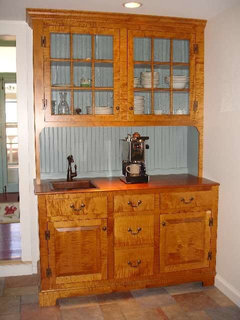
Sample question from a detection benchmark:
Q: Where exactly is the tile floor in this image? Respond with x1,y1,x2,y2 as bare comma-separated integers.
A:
0,223,21,260
0,274,240,319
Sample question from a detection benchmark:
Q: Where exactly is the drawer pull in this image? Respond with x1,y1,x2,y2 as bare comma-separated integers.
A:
180,197,194,204
128,200,142,208
70,203,86,212
128,227,142,235
128,260,141,268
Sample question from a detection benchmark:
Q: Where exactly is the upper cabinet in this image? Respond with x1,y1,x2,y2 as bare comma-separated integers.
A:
128,30,195,119
43,26,120,122
27,9,206,128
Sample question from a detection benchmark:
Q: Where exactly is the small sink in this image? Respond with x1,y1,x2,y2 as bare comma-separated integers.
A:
50,179,97,191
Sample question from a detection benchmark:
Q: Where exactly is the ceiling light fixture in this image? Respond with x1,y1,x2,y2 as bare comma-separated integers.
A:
123,2,142,9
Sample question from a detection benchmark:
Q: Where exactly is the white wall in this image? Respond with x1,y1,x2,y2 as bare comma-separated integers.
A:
0,21,38,276
204,3,240,307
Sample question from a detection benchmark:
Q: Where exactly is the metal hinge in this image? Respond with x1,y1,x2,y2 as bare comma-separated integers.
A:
193,44,199,54
208,251,212,260
45,230,50,240
46,268,52,278
193,100,198,112
42,98,47,110
41,36,46,47
209,217,213,227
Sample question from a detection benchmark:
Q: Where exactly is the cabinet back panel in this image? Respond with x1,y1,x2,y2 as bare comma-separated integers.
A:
40,126,198,179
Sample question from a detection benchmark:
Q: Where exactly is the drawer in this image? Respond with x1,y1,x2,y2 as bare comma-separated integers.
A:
114,247,154,279
46,195,107,219
114,215,154,247
160,191,212,211
114,194,155,213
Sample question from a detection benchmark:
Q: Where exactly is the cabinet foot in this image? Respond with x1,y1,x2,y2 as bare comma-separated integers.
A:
39,292,58,307
202,277,215,287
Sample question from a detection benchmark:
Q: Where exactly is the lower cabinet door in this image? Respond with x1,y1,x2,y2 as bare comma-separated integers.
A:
47,219,108,286
160,211,211,272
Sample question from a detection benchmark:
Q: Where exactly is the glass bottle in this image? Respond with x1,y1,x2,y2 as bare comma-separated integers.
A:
58,92,70,114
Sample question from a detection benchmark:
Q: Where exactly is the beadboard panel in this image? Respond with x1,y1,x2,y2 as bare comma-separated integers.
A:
40,126,198,179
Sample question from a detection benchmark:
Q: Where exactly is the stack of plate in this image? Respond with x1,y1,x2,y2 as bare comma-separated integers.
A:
134,77,140,88
140,72,159,88
165,75,189,89
86,106,113,114
134,96,145,114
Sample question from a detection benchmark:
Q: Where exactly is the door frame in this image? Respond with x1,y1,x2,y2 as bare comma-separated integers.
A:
0,72,18,193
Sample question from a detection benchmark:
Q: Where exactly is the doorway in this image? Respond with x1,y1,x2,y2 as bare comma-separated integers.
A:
0,36,21,261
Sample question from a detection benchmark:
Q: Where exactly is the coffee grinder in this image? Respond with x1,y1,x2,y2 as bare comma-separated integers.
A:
120,132,149,184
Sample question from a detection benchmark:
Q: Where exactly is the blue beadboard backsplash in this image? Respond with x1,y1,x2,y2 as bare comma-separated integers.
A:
40,126,198,179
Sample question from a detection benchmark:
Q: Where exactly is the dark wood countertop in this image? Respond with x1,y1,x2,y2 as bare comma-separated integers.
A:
34,174,219,195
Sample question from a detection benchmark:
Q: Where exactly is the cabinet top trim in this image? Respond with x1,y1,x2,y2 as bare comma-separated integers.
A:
26,8,207,29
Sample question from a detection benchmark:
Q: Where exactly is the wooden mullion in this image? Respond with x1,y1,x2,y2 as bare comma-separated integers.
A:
70,33,74,115
151,37,154,115
170,39,173,115
91,34,95,114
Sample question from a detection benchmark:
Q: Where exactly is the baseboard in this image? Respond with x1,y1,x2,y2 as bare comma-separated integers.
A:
0,261,36,276
215,274,240,307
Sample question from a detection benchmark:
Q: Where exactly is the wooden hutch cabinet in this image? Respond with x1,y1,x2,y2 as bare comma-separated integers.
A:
27,9,219,307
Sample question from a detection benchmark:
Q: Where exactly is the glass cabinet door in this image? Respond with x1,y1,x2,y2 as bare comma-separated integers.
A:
44,27,119,121
129,31,194,117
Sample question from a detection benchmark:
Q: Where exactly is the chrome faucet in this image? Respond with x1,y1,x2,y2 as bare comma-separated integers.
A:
67,155,77,181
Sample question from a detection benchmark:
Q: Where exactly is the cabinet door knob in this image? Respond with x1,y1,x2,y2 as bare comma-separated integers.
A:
70,203,86,213
162,221,166,227
180,197,194,204
102,226,107,231
128,260,141,268
128,227,142,235
128,200,142,208
129,106,133,110
116,106,120,111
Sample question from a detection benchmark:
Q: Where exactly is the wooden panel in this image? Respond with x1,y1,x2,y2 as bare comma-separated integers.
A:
114,215,154,247
114,247,154,279
160,211,211,272
114,194,155,213
160,191,212,211
46,194,107,218
48,219,107,284
40,126,190,179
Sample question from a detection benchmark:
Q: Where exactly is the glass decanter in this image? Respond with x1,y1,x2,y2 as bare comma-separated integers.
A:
58,92,70,115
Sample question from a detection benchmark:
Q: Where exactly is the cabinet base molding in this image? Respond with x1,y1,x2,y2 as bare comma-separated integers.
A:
39,272,216,306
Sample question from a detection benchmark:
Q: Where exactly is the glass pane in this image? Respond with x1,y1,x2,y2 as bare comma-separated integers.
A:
7,143,18,164
134,92,151,115
154,65,170,89
173,39,189,63
74,62,92,87
95,63,113,87
5,101,17,122
134,38,151,61
154,38,170,62
74,90,92,115
50,33,70,59
134,64,151,88
73,34,92,59
173,92,189,115
95,35,113,60
173,66,189,89
51,61,70,86
95,91,113,114
154,92,170,115
51,90,71,115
